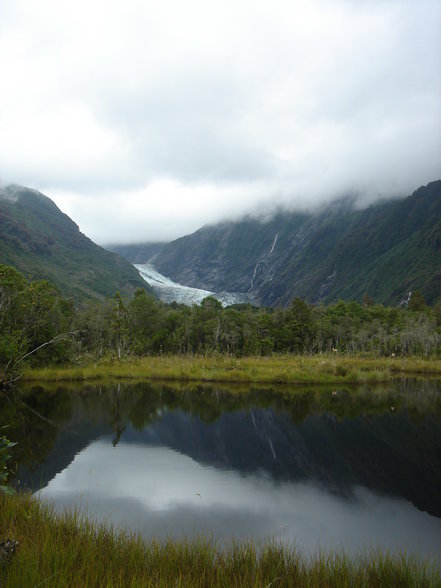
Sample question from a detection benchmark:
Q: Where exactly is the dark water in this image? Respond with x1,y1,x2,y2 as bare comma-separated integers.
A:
3,380,441,559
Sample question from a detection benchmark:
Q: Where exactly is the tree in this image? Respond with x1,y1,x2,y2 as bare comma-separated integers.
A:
287,297,315,353
362,293,374,308
0,265,27,376
408,290,427,312
111,292,128,359
0,265,75,386
127,289,160,354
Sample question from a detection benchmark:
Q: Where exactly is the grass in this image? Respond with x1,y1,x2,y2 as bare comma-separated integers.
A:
22,354,441,386
1,493,439,587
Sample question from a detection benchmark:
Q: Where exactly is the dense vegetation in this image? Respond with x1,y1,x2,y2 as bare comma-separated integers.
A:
1,263,441,387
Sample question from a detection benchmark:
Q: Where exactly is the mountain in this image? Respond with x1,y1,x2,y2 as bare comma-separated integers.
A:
129,180,441,307
106,242,166,264
0,185,151,301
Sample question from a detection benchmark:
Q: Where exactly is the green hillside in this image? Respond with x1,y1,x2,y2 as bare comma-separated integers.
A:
149,180,441,306
0,185,151,302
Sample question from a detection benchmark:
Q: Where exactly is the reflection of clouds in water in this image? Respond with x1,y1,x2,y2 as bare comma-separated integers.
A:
38,441,441,559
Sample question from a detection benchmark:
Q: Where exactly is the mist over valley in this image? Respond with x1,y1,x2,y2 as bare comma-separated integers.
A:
110,180,441,308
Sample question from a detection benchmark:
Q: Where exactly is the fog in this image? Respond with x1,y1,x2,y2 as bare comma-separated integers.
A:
0,0,440,243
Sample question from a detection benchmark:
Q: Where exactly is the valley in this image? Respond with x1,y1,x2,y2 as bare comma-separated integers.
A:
1,180,441,309
113,180,441,308
2,1,440,584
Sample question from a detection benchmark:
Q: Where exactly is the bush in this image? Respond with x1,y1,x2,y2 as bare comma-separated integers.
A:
0,428,16,495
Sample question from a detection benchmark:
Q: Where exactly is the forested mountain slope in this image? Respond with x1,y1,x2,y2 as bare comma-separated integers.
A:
150,181,441,306
0,185,150,301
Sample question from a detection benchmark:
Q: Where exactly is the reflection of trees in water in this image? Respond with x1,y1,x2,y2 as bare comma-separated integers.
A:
2,378,441,477
0,385,73,472
110,383,125,447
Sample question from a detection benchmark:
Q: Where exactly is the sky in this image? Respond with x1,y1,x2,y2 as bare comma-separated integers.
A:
0,0,440,244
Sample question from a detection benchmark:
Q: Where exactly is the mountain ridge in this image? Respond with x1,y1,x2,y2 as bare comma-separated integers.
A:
0,185,151,301
112,180,441,306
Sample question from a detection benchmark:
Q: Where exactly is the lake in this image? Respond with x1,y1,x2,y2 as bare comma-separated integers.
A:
4,379,441,561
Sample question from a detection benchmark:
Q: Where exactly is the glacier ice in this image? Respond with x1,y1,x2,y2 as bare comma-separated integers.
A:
135,264,254,307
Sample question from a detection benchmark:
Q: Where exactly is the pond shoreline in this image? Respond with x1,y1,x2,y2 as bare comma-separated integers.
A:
1,493,439,588
22,354,441,386
4,374,441,586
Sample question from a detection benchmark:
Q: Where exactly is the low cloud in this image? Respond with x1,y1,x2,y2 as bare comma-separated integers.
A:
0,0,440,243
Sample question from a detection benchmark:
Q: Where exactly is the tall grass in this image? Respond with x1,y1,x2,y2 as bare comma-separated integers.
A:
1,493,439,587
23,354,441,386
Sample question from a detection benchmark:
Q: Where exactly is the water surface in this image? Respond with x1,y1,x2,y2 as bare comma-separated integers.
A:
4,380,441,559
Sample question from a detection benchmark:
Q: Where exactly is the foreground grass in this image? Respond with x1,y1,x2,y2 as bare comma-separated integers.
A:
1,494,439,588
23,354,441,386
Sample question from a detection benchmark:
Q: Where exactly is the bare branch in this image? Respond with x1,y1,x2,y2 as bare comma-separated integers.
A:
11,331,79,369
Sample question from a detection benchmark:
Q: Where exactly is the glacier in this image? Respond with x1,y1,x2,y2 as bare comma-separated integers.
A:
135,264,254,307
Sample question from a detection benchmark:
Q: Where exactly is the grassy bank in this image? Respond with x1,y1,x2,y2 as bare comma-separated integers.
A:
1,493,439,588
22,354,441,386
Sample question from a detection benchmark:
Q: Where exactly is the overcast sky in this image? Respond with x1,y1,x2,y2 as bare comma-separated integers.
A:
1,0,440,244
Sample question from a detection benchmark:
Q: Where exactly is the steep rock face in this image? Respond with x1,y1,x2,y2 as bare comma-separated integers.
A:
0,185,151,301
152,181,441,306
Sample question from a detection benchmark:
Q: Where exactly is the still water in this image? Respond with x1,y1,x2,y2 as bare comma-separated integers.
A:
4,380,441,559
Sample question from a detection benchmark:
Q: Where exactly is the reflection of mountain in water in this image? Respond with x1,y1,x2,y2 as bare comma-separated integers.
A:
122,409,441,518
11,383,441,519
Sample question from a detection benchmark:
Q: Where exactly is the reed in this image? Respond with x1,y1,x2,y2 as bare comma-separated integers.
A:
0,493,439,588
23,354,441,386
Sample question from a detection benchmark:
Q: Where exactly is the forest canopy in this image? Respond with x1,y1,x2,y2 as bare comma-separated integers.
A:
1,264,440,385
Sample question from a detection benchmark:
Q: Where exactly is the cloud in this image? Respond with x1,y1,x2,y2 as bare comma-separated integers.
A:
0,0,440,243
51,179,272,243
41,440,441,554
